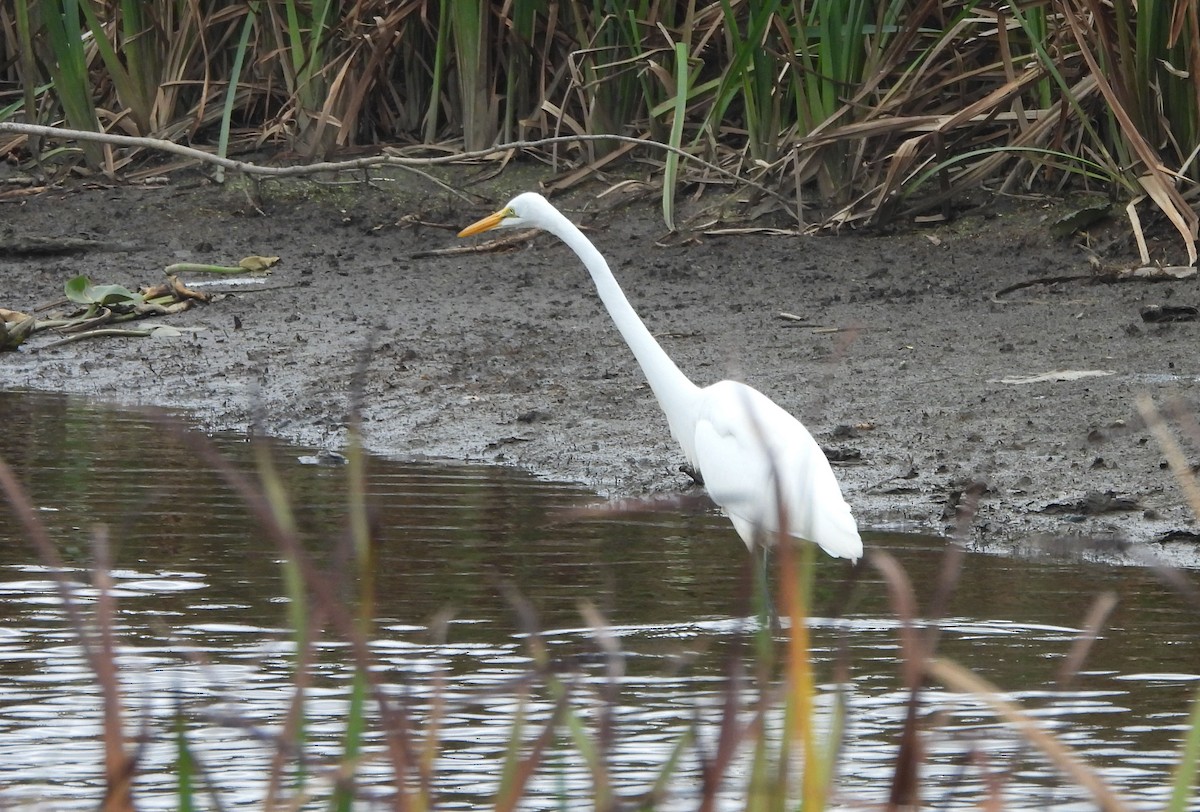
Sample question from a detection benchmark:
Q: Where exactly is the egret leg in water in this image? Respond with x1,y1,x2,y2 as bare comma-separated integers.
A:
459,194,863,565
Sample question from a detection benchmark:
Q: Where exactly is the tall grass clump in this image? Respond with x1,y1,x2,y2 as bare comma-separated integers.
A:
1,2,1197,245
1058,0,1199,262
16,0,105,166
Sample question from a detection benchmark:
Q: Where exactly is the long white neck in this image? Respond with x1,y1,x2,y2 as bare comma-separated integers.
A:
542,209,701,448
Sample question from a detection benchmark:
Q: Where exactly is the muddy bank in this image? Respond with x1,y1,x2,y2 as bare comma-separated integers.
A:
4,172,1198,556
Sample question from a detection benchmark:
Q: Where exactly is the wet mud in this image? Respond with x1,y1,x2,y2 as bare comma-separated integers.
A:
4,172,1197,555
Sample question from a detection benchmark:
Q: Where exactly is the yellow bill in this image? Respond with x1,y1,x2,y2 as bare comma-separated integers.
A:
458,208,510,238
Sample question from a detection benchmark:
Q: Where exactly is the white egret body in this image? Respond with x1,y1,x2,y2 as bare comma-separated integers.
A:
459,193,861,562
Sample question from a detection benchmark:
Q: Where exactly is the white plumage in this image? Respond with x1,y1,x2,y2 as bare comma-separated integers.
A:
460,192,861,562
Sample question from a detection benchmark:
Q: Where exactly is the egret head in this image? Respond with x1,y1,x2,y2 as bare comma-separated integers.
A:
458,193,551,237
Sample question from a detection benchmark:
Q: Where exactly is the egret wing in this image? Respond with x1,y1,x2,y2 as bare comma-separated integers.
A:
692,381,861,561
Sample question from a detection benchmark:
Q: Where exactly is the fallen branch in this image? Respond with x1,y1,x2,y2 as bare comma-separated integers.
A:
411,229,542,258
0,123,789,213
0,235,116,256
990,273,1091,301
991,265,1197,301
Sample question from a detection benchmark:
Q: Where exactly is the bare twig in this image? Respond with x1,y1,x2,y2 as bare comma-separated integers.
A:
990,273,1093,302
410,228,542,258
990,265,1197,302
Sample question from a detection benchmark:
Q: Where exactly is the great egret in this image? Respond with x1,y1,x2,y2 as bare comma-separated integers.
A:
459,193,862,563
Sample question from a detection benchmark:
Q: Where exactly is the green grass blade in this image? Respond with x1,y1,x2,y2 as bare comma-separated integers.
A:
252,440,309,792
494,687,531,808
1167,686,1200,812
331,672,368,812
645,725,694,806
216,2,259,183
13,0,41,127
76,0,149,132
281,0,332,138
116,0,157,129
450,0,491,150
38,0,105,165
0,84,52,122
424,0,452,142
175,711,196,812
559,699,612,810
283,0,305,79
1022,3,1053,108
332,425,372,812
662,41,689,231
303,0,333,96
905,145,1121,198
1007,1,1121,168
707,0,782,143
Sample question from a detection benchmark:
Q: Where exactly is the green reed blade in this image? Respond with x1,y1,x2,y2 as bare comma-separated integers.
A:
1134,0,1197,167
1167,686,1200,812
252,439,310,795
500,0,545,141
282,0,332,117
331,672,368,812
283,0,305,79
450,0,492,150
13,0,41,128
905,145,1120,198
216,2,259,183
708,0,782,146
174,712,196,812
117,0,157,128
662,41,688,231
424,0,452,142
308,0,334,83
1006,1,1122,170
37,0,105,165
330,425,372,812
559,699,612,810
1021,3,1053,109
0,83,51,122
252,441,307,650
76,0,149,132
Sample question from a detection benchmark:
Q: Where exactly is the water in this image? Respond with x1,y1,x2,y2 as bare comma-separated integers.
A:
1,390,1198,809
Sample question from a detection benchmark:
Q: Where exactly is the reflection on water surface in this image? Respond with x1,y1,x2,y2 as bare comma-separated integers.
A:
0,389,1198,809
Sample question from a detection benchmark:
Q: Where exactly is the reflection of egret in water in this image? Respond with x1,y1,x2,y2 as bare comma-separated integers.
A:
460,193,862,565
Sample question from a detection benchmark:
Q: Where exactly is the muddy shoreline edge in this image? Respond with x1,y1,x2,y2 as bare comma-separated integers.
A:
5,174,1198,561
